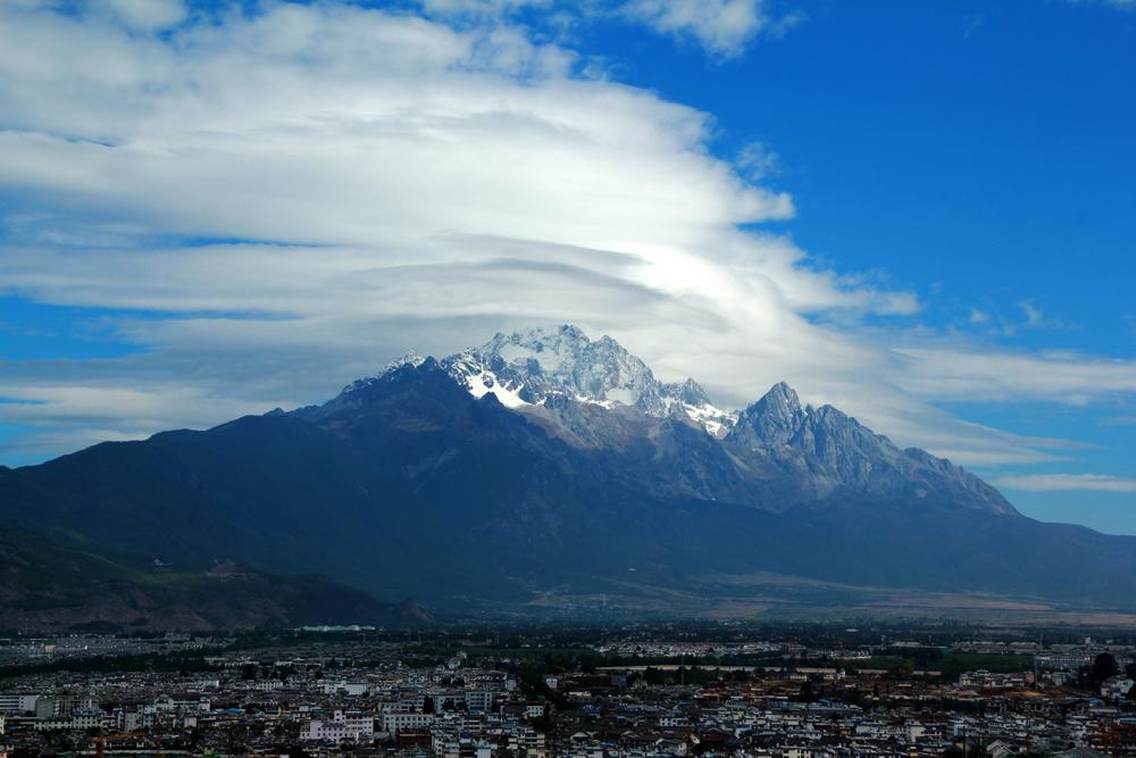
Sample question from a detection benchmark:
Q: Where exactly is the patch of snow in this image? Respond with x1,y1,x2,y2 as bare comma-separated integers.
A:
681,402,739,439
438,325,740,435
464,369,530,409
574,393,617,409
383,352,426,373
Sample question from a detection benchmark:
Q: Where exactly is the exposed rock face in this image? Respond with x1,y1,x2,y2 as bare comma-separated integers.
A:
729,381,807,447
728,383,1016,515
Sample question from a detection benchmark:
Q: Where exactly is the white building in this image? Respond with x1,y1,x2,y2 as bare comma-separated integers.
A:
300,710,374,742
0,695,38,714
32,711,106,732
320,681,369,697
249,680,284,692
380,711,435,734
1102,676,1135,702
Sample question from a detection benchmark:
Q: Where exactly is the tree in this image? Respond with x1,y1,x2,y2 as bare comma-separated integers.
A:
1091,653,1119,683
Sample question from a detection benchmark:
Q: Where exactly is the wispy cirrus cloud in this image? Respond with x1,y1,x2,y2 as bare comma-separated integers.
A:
416,0,800,59
620,0,801,58
994,474,1136,493
1066,0,1135,10
892,347,1136,405
734,140,783,181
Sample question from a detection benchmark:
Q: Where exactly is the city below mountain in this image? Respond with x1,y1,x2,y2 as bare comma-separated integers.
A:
2,324,1135,631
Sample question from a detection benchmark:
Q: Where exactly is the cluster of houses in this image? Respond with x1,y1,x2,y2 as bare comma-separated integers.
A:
0,647,550,756
0,632,1134,756
544,679,1136,756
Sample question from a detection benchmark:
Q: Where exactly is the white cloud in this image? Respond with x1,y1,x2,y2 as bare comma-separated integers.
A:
621,0,767,58
1020,300,1044,327
961,300,1073,337
104,0,187,31
419,0,556,19
735,140,782,181
893,348,1136,404
415,0,798,58
993,474,1136,493
0,0,1130,478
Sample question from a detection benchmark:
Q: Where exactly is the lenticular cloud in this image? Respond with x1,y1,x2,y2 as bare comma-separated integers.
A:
0,1,1128,471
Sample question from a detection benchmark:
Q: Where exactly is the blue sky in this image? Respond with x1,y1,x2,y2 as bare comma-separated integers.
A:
0,0,1134,531
581,0,1136,530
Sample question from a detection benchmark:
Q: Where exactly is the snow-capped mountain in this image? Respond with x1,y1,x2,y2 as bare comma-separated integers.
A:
399,324,737,437
325,324,1014,517
12,321,1136,623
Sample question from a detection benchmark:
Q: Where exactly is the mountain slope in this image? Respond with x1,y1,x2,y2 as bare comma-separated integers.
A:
1,324,1134,621
728,382,1016,515
0,528,422,633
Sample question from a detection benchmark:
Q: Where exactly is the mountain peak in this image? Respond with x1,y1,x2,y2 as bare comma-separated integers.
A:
726,383,1016,516
384,351,427,373
558,322,588,339
664,377,712,407
761,381,803,415
458,323,659,409
428,324,737,435
729,382,806,447
482,323,592,355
